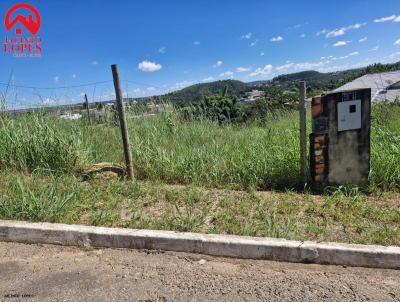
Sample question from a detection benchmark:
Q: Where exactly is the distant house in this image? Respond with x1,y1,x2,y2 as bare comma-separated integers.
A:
334,71,400,102
59,113,82,120
240,90,265,103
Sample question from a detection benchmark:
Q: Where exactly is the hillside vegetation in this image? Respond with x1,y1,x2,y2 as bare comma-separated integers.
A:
153,61,400,104
158,80,249,104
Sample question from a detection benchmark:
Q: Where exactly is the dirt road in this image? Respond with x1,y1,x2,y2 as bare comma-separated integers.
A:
0,242,399,301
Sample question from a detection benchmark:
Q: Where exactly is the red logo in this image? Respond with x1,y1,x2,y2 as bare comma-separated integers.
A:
5,3,41,35
3,3,42,58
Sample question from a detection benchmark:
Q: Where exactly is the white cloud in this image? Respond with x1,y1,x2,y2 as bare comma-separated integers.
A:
219,71,234,78
147,87,156,91
388,51,400,59
270,36,283,42
338,51,359,60
275,51,362,74
326,23,366,38
71,74,76,79
316,29,327,36
236,67,251,73
369,45,380,52
395,16,400,22
333,40,351,47
320,52,359,62
348,51,359,57
42,98,57,106
290,22,308,30
249,64,273,77
193,41,200,45
250,40,258,47
54,76,59,83
300,34,306,38
295,62,323,69
158,46,166,54
213,60,223,68
260,52,265,56
359,37,368,43
241,32,252,39
374,15,396,23
175,81,193,89
138,60,162,72
395,39,400,46
202,77,215,82
91,61,98,66
276,63,295,72
327,29,345,38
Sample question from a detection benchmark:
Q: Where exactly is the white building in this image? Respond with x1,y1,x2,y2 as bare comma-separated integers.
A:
59,113,82,120
334,71,400,102
240,90,265,102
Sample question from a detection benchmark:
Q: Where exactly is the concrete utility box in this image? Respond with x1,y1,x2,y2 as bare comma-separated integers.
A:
310,89,371,186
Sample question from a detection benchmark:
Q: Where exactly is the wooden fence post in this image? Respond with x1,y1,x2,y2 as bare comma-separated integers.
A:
299,81,307,184
111,64,134,180
84,94,91,125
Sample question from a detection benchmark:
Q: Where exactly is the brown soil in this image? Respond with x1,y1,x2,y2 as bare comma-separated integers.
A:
0,242,399,302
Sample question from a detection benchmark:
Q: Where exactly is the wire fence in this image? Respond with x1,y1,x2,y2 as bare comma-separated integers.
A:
0,77,171,114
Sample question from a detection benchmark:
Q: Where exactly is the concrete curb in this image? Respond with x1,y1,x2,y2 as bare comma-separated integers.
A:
0,220,399,269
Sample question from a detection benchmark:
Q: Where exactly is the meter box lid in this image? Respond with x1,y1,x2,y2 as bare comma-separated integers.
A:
337,100,361,131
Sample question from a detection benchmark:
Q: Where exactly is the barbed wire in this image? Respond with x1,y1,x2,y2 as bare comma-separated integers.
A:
0,80,112,90
0,77,171,111
123,79,164,90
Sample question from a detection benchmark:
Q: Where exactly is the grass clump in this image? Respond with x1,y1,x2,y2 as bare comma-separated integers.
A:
127,111,304,190
369,102,400,191
0,173,80,222
0,114,88,173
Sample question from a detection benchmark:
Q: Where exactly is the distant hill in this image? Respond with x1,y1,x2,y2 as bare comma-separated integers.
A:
248,70,361,93
249,62,400,93
157,61,400,103
156,80,249,104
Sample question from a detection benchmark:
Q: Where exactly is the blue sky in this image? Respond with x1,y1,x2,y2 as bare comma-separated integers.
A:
1,0,400,107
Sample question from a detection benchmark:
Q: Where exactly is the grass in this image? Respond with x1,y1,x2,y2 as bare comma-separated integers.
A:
2,103,400,191
0,171,398,246
370,102,400,191
0,114,87,173
0,102,399,246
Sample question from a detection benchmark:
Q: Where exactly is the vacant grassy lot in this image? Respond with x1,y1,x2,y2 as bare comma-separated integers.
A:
0,102,399,246
1,102,400,191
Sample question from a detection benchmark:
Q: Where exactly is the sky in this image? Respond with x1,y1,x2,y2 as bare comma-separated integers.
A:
1,0,400,108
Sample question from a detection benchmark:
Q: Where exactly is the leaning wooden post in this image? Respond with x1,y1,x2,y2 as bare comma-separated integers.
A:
111,64,134,180
299,81,307,184
84,94,91,125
